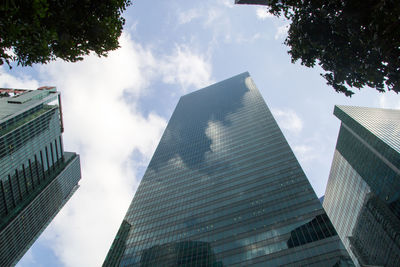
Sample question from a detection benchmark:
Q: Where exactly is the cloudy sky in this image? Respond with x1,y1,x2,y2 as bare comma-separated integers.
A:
3,1,399,266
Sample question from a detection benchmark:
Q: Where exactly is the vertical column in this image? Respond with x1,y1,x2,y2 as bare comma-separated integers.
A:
50,143,55,170
40,151,46,179
54,139,59,162
15,169,22,202
59,136,64,159
0,180,8,215
45,146,50,172
22,164,29,195
29,159,35,190
34,155,41,185
8,175,16,208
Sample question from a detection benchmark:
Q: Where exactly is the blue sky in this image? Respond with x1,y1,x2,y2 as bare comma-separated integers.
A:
2,1,398,266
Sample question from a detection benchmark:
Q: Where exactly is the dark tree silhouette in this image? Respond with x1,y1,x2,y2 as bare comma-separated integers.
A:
260,0,400,96
0,0,131,67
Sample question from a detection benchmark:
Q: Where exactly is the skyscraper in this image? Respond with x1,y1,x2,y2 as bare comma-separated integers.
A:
0,87,81,266
104,73,352,266
323,105,400,267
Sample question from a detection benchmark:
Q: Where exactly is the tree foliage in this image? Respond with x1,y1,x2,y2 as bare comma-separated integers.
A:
266,0,400,96
0,0,131,67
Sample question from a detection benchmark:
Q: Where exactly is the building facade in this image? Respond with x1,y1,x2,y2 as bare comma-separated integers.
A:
104,73,352,266
323,105,400,267
0,87,81,266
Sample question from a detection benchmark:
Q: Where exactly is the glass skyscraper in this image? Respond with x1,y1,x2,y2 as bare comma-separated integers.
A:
0,87,81,266
104,73,352,266
323,105,400,267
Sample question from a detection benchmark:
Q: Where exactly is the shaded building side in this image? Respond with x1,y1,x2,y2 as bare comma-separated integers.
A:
0,88,81,266
323,105,400,267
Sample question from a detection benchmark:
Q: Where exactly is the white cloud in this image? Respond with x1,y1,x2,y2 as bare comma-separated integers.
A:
219,0,234,8
129,21,139,33
6,29,214,267
205,8,223,27
378,93,400,109
256,7,274,20
178,8,201,24
160,45,212,91
15,249,37,267
5,32,166,267
206,120,227,156
0,67,39,89
235,33,261,44
271,108,303,134
5,27,213,266
275,23,289,40
293,144,316,162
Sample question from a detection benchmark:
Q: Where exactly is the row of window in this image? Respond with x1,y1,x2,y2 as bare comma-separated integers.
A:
0,154,79,267
126,195,319,253
128,156,300,225
120,202,328,266
0,136,63,223
150,111,279,166
133,140,292,211
129,181,309,244
144,125,283,185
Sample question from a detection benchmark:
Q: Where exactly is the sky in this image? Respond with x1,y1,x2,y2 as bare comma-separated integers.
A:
2,0,399,266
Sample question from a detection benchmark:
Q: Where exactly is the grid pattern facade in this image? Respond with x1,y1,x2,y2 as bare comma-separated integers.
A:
105,73,352,266
323,151,370,267
335,105,400,154
0,89,81,266
349,194,400,266
323,105,400,267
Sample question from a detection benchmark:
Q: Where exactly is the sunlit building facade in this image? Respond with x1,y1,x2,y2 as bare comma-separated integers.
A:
104,73,352,266
323,106,400,267
0,87,81,266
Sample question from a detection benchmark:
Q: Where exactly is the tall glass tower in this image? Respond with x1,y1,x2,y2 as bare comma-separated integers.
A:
323,105,400,267
0,87,81,266
104,73,352,266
